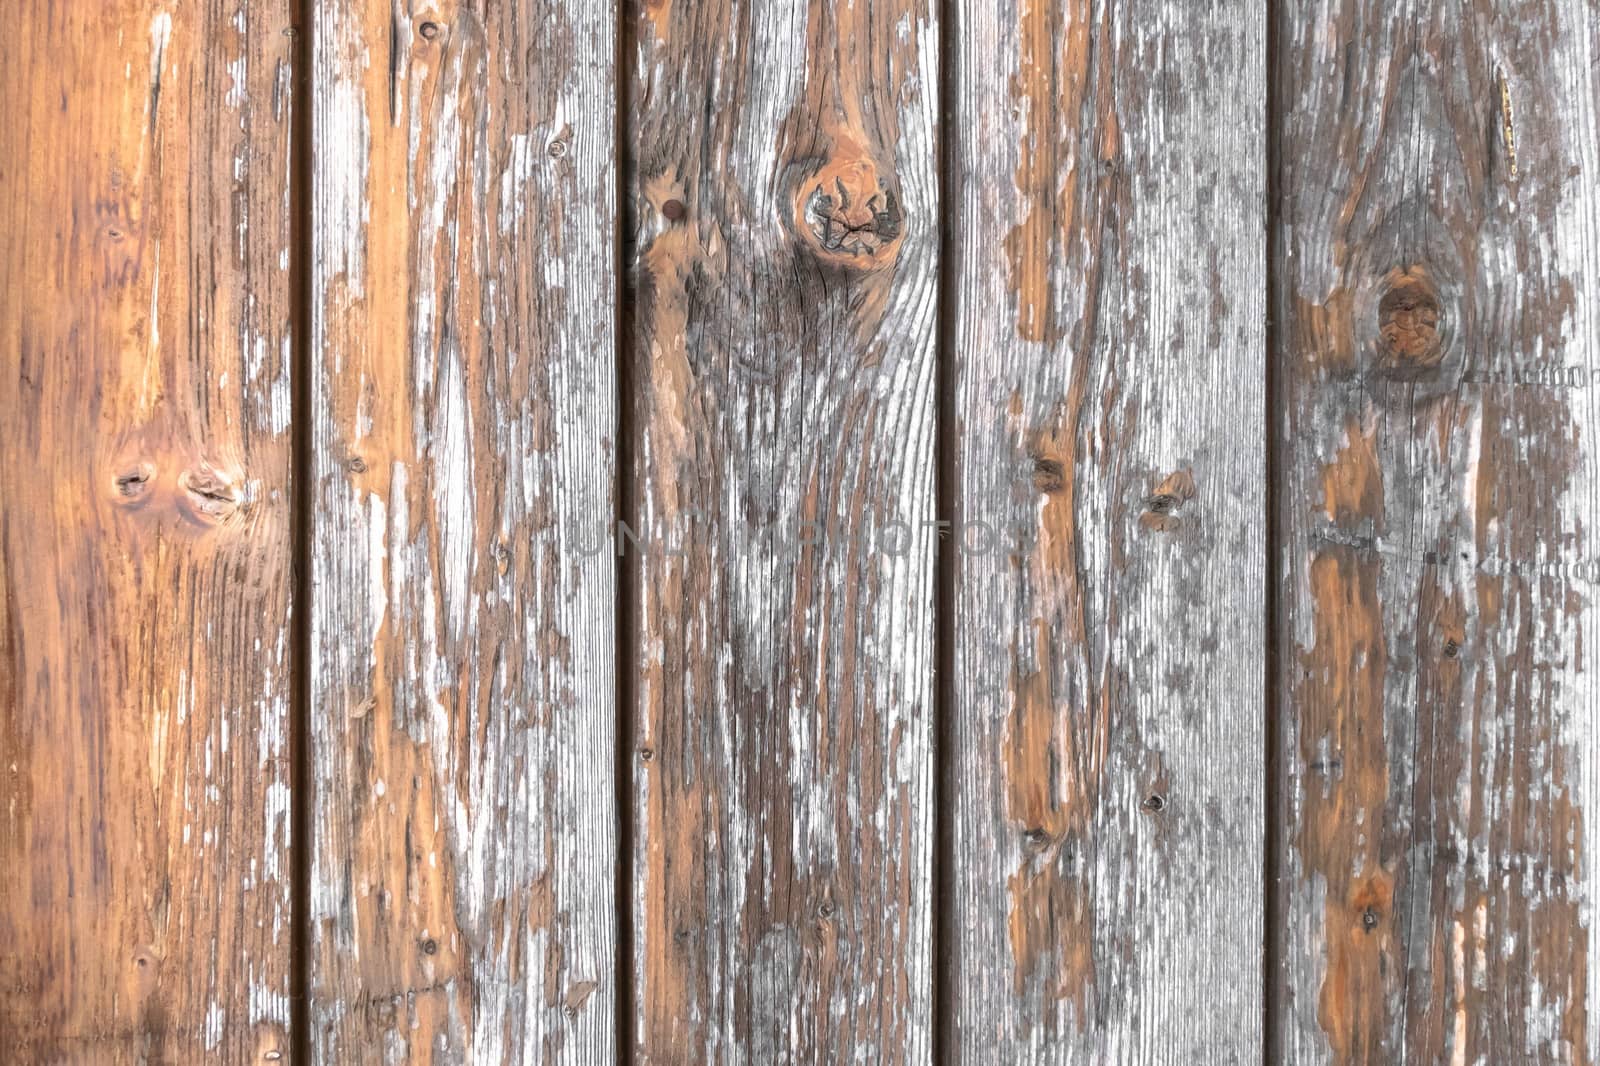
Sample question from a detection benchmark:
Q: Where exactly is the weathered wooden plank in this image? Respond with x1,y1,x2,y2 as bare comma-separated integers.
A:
1274,2,1600,1061
625,0,938,1059
0,2,297,1062
948,1,1265,1060
307,1,616,1061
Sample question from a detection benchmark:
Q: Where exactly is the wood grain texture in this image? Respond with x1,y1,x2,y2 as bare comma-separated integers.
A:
625,0,938,1059
1274,2,1600,1061
1,2,297,1062
307,0,616,1061
948,1,1265,1061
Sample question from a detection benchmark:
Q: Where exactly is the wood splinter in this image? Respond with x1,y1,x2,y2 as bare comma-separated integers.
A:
1499,67,1518,181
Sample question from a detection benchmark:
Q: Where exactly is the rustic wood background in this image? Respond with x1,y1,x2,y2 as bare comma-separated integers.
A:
1,1,1595,1064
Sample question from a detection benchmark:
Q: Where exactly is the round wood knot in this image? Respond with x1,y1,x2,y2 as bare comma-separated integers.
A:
1377,266,1443,373
798,157,903,267
253,1022,290,1063
1030,455,1066,494
178,467,241,526
1138,469,1195,533
112,463,155,505
1022,826,1053,852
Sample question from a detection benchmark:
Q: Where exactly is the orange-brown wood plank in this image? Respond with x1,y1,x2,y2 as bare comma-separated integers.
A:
306,1,618,1061
0,2,297,1062
624,0,939,1059
948,0,1266,1060
1273,2,1600,1060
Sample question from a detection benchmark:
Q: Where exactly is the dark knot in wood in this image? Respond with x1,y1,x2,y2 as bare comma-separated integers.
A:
178,467,241,526
1139,469,1196,533
1377,265,1442,373
1030,455,1065,494
799,156,903,267
113,464,154,503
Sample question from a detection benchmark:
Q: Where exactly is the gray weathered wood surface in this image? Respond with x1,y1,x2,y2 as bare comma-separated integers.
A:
624,0,939,1059
307,0,616,1061
14,1,1600,1062
1273,1,1600,1062
948,0,1266,1061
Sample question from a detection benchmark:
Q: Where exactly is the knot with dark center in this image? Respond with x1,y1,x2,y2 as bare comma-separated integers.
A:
800,157,903,265
1377,265,1443,373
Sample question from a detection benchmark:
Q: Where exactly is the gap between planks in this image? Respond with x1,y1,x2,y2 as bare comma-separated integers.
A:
288,0,314,1062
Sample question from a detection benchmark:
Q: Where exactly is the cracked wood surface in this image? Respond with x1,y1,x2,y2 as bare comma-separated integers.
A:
624,0,939,1060
1274,2,1600,1062
948,1,1266,1062
307,1,616,1062
1,2,297,1062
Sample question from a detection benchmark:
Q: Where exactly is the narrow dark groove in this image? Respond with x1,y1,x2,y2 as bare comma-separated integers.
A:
932,0,959,1061
613,1,638,1061
1262,0,1284,1060
288,1,314,1063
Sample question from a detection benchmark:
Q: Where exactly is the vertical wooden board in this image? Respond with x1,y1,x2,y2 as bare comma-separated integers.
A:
1275,2,1600,1061
308,1,616,1061
949,1,1265,1061
0,2,296,1062
626,0,938,1060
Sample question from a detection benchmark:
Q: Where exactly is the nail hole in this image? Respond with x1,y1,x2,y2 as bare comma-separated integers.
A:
421,938,438,955
418,21,441,40
1361,907,1380,931
817,901,835,920
1142,793,1167,813
638,747,654,762
348,456,366,473
1023,827,1050,850
547,139,568,159
1443,639,1460,659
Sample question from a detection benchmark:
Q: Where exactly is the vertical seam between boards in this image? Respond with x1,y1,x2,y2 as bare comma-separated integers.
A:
288,0,314,1063
614,0,638,1059
933,0,958,1061
1262,0,1284,1059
